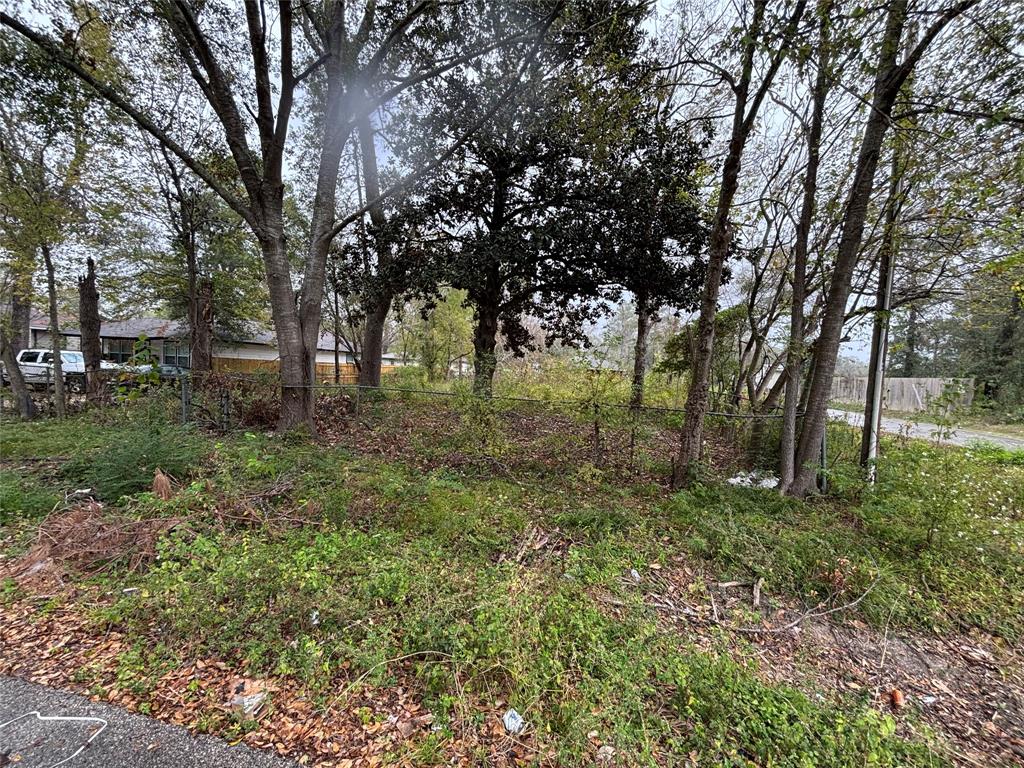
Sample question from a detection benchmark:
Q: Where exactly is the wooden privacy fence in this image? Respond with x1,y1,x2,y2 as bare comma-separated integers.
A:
830,376,974,412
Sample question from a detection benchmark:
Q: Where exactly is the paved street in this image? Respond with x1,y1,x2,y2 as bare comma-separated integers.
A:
0,676,294,768
827,408,1024,451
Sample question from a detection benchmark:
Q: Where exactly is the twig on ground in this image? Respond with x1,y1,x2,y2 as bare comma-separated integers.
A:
731,574,882,635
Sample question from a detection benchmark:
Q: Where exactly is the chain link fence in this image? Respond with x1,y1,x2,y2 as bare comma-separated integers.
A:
2,369,836,484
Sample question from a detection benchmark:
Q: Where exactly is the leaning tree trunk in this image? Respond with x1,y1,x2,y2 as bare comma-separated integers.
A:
358,295,390,388
1,327,33,419
787,0,973,495
630,295,652,411
78,257,102,404
779,3,829,491
42,245,65,419
672,0,792,488
672,151,741,487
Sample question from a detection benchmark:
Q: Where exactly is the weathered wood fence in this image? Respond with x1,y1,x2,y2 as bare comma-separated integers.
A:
830,377,974,412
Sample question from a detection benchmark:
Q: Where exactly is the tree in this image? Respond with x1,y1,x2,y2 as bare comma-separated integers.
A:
778,0,833,489
413,289,473,381
0,26,104,418
2,1,558,430
141,144,266,372
788,0,980,497
672,0,809,488
401,2,650,395
77,256,101,402
592,108,709,409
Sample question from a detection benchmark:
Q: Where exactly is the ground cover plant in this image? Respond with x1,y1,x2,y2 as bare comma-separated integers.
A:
2,394,1022,766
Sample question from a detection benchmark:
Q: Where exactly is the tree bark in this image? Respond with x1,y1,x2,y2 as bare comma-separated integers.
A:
1,326,33,419
358,297,389,387
10,291,30,353
860,159,901,468
630,295,651,411
260,221,313,432
42,244,65,419
77,257,102,403
779,3,829,490
472,297,500,396
788,0,977,496
191,277,214,372
355,112,393,389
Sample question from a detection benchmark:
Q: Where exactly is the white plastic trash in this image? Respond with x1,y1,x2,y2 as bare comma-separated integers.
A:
502,708,526,735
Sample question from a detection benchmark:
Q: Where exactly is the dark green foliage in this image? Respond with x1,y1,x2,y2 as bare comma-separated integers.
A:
64,423,205,501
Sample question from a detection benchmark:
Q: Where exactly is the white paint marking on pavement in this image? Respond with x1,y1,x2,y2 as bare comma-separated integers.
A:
0,711,108,767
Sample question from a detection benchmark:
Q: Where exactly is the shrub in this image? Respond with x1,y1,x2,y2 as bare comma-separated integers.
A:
65,424,205,501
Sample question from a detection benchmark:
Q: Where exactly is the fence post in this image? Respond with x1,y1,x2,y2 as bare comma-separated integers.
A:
355,384,361,417
220,387,231,431
180,375,191,424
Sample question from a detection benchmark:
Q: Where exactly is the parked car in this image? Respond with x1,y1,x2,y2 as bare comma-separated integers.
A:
157,364,190,381
1,349,87,392
0,349,123,393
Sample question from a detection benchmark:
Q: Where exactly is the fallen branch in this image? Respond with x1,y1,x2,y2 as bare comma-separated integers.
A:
731,574,881,635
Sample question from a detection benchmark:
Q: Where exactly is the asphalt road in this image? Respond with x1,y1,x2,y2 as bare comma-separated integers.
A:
827,408,1024,450
0,676,295,768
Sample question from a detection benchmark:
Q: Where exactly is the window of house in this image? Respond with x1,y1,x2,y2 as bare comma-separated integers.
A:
103,338,142,364
163,341,191,368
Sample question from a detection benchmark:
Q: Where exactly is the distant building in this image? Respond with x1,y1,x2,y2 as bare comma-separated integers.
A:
28,314,408,380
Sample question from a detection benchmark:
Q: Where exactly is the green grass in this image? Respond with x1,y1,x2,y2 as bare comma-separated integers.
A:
0,470,60,523
5,402,1021,765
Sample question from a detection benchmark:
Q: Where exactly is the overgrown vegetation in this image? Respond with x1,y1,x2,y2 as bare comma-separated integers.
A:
3,395,1022,765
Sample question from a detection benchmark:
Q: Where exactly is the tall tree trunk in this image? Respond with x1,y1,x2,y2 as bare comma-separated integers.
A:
260,221,312,432
788,0,976,495
472,298,500,397
355,113,392,388
10,291,30,353
290,12,357,432
191,277,214,372
42,245,65,419
358,296,389,387
630,295,651,411
779,3,829,490
77,257,102,403
672,0,805,488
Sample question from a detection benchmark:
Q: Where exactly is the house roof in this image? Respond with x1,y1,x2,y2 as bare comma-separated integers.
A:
32,313,404,360
32,314,188,340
